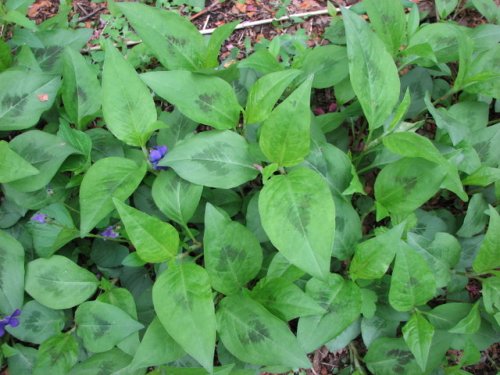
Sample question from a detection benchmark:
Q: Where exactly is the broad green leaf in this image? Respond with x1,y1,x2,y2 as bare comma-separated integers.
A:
361,315,399,348
383,132,446,165
435,0,459,19
0,70,60,131
57,121,92,174
325,320,361,352
216,293,310,369
25,255,99,309
0,230,25,314
457,194,489,238
117,2,205,70
349,224,405,281
463,166,500,186
157,109,198,150
152,263,216,372
299,45,348,88
462,45,500,100
482,276,500,314
160,130,258,189
389,243,436,311
375,158,446,216
113,199,179,263
151,170,203,226
342,8,400,130
69,348,135,375
473,206,500,274
427,303,473,330
449,302,481,334
61,47,101,129
141,71,241,130
0,39,13,72
33,333,78,375
6,344,38,375
28,203,78,258
407,23,460,63
130,317,185,370
297,274,362,352
471,0,500,24
365,338,424,375
79,157,146,236
364,0,406,55
97,287,138,319
266,253,305,282
259,168,335,279
6,300,65,344
204,203,262,295
259,76,313,166
102,43,159,147
245,69,301,124
75,301,143,353
402,312,435,371
5,130,79,192
205,21,240,68
250,278,326,321
0,140,39,183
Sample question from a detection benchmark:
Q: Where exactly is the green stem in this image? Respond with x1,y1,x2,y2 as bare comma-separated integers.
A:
349,343,366,374
182,224,201,246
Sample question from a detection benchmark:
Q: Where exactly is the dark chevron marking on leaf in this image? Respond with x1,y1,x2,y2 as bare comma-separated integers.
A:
173,292,193,310
38,271,65,297
34,46,64,70
216,245,246,272
247,319,270,343
192,143,231,175
286,194,313,233
195,93,221,113
1,94,27,118
77,86,87,102
93,314,111,339
25,311,42,332
166,35,188,47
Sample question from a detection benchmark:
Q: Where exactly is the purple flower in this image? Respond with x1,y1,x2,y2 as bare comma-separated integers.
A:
0,309,21,337
31,213,47,223
148,145,168,170
101,226,119,239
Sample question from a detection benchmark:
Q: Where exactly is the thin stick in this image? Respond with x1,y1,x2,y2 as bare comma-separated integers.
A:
77,6,106,23
82,7,340,53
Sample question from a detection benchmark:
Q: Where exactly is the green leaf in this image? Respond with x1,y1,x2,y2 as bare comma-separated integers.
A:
6,344,38,375
0,140,39,183
25,255,99,309
471,0,500,24
245,69,301,124
157,109,198,150
259,76,313,166
130,317,185,370
297,274,362,352
102,43,159,147
33,333,78,375
6,300,65,344
117,2,205,70
449,302,481,334
75,301,144,353
0,70,60,131
364,0,406,55
5,130,79,192
79,157,146,236
463,166,500,186
349,224,404,281
435,0,459,19
0,39,13,72
407,23,460,63
204,203,262,295
250,278,326,321
160,130,258,189
28,203,78,258
402,312,435,371
342,7,400,130
216,293,310,369
61,47,101,129
482,276,500,314
473,206,500,274
151,170,203,226
0,230,25,314
365,338,423,375
259,168,335,279
69,348,135,375
389,243,436,311
299,45,349,88
383,132,446,165
141,71,241,130
57,122,92,174
375,157,446,216
457,194,489,238
205,21,240,68
113,199,179,263
152,263,216,372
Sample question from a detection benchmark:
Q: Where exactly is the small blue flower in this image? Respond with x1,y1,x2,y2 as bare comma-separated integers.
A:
0,309,21,337
31,213,47,223
101,226,119,239
148,145,168,170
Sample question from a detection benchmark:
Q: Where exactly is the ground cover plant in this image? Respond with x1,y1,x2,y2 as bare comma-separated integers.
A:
0,0,499,374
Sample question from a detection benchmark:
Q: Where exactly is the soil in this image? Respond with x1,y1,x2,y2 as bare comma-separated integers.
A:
14,0,500,374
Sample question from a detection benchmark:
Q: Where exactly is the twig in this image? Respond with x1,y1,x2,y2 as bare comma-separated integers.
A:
82,7,341,53
189,0,220,21
77,6,106,23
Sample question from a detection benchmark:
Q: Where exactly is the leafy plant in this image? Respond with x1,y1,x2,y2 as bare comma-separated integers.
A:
0,0,499,374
